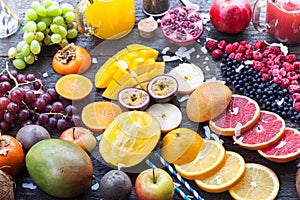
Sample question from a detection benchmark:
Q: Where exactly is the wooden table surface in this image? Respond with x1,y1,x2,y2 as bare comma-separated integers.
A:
2,0,300,199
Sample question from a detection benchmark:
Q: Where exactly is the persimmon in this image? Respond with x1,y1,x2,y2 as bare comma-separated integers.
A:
52,43,91,75
0,135,24,176
55,74,93,101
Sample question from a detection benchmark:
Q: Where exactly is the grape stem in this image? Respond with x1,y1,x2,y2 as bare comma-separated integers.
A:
3,62,45,94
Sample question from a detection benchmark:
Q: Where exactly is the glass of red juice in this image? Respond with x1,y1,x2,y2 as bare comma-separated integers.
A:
253,0,300,44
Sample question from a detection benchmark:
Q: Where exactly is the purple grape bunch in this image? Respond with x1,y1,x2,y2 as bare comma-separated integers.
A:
0,67,80,132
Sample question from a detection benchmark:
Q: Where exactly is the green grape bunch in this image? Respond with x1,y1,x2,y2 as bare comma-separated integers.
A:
8,0,78,70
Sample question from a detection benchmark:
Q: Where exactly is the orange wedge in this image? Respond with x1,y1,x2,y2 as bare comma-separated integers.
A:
229,163,280,200
174,139,226,180
195,151,246,193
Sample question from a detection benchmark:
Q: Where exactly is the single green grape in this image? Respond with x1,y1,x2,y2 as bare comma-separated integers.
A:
64,12,75,23
46,5,62,17
50,24,60,33
67,29,78,39
43,35,51,46
24,54,35,65
13,59,26,70
15,52,24,60
59,25,67,37
37,21,47,31
30,40,41,54
60,39,69,48
39,17,52,27
25,9,38,21
60,3,74,15
50,34,62,44
24,21,37,32
35,32,45,41
23,32,35,43
42,0,52,8
8,47,18,59
36,5,47,17
21,44,31,57
53,16,64,25
31,1,41,10
16,41,28,51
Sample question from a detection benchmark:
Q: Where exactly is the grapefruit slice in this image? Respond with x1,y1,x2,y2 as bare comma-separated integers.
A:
195,151,246,193
233,110,286,150
229,163,280,200
258,127,300,163
99,111,161,168
209,94,260,136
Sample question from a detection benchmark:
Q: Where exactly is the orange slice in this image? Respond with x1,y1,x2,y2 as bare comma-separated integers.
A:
174,139,226,180
229,163,280,200
160,128,204,165
233,110,286,150
55,74,93,101
99,111,161,167
258,127,300,163
195,151,246,193
81,102,122,132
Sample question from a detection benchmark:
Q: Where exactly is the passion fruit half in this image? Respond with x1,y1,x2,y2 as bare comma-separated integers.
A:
118,88,150,111
147,75,178,103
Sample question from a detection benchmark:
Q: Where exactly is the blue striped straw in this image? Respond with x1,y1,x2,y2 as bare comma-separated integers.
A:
145,159,191,200
155,153,205,200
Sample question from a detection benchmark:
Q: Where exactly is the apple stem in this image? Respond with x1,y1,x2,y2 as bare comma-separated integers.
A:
72,128,76,139
152,168,156,184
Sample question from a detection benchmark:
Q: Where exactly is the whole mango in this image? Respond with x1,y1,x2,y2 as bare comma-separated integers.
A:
25,139,94,198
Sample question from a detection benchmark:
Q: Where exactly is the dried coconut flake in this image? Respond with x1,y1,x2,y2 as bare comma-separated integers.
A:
275,141,286,149
22,182,37,190
204,126,211,139
92,57,98,63
234,122,243,137
161,47,170,54
234,136,244,144
178,95,189,103
91,182,99,191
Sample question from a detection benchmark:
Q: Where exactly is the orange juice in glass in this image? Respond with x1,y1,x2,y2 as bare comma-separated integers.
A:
76,0,135,40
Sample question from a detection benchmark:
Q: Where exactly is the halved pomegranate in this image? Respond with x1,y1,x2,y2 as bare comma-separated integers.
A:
160,6,204,46
147,75,178,103
118,88,150,111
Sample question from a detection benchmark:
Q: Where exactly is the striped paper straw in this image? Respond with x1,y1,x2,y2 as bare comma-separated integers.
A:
155,153,205,200
145,159,191,200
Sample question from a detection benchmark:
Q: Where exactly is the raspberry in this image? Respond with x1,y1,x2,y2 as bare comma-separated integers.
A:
236,45,246,54
274,55,285,65
280,78,290,89
240,41,249,45
212,49,223,59
272,68,280,77
253,51,263,60
294,102,300,112
244,49,253,59
252,61,265,72
253,40,266,52
261,67,268,73
267,53,277,60
291,80,299,85
293,61,300,72
217,40,227,50
228,52,236,60
266,60,274,68
287,71,298,81
225,43,236,54
261,73,269,82
234,53,244,62
282,62,295,71
267,46,281,55
232,42,240,49
279,68,287,77
273,76,282,84
288,84,300,94
292,93,300,101
205,40,218,51
285,54,297,63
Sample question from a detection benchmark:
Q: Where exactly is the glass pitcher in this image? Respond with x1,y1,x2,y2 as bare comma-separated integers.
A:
253,0,300,44
76,0,136,40
0,0,20,38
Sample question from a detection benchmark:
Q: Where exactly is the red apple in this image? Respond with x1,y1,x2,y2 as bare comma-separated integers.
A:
135,168,174,200
60,127,96,153
209,0,252,34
